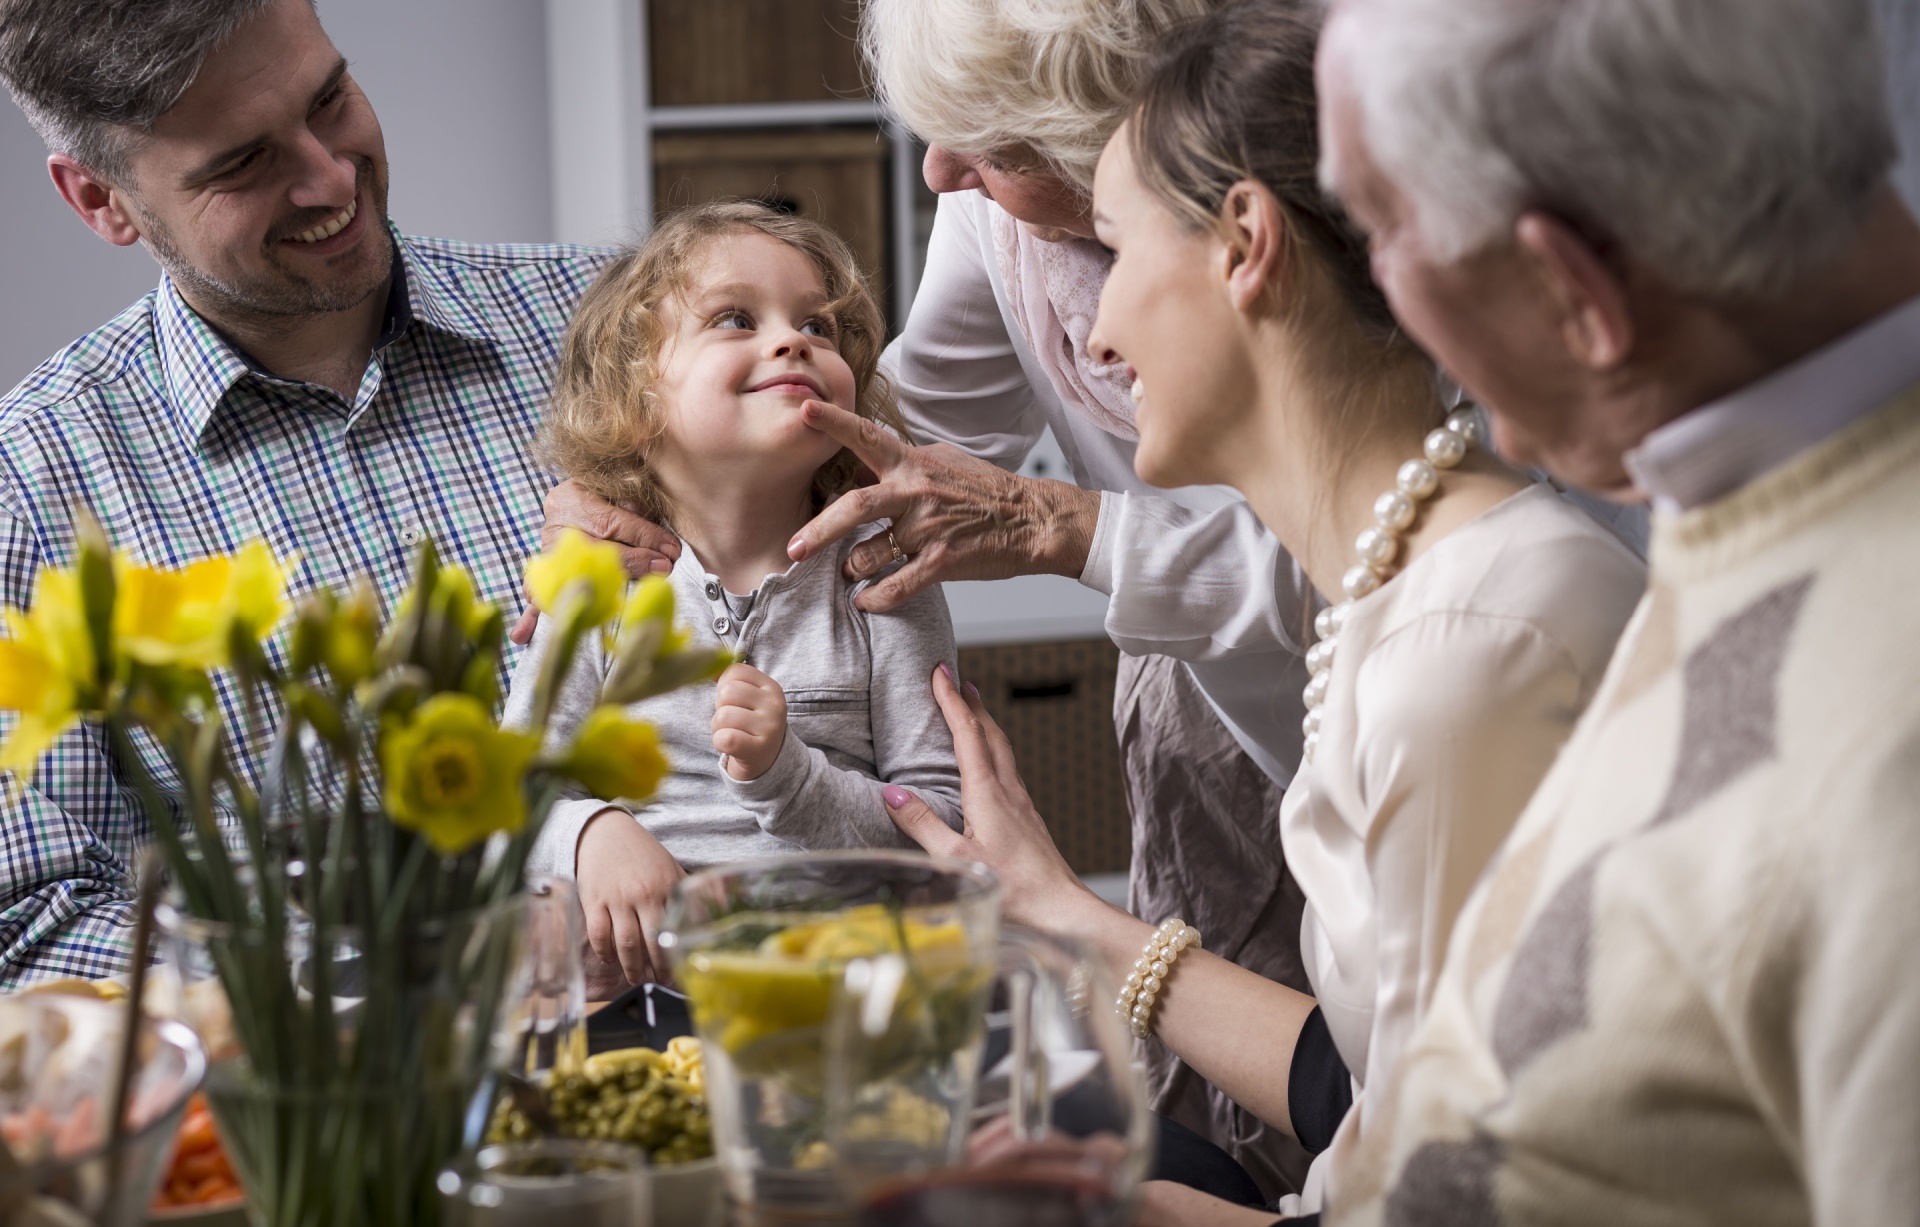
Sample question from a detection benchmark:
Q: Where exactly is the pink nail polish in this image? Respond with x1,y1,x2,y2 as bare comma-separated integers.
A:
938,663,955,684
788,537,806,560
964,682,981,700
883,785,912,809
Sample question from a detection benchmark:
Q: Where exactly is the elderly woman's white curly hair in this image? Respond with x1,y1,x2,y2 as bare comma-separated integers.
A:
862,0,1225,192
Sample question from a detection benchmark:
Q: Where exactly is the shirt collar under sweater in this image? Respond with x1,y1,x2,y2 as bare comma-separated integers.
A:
1624,291,1920,513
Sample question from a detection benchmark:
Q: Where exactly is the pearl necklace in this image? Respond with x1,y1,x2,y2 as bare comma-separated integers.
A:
1301,407,1485,763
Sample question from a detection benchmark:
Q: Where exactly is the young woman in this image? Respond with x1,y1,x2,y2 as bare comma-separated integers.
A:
880,5,1646,1223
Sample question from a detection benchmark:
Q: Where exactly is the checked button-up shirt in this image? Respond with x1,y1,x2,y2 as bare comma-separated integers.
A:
0,228,609,985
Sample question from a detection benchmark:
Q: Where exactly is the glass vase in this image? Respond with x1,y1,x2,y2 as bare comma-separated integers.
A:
158,892,532,1227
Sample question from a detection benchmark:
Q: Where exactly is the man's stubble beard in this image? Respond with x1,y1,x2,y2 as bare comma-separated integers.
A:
140,158,394,326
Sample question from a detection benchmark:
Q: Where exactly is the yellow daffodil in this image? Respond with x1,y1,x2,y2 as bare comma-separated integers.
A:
524,530,627,629
18,566,97,691
292,582,381,690
0,639,75,781
382,693,540,855
551,706,669,802
620,573,675,628
0,567,98,781
601,575,730,705
115,541,291,669
426,563,492,642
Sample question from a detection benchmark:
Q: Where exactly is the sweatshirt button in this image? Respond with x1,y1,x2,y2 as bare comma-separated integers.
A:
712,615,732,636
704,582,720,601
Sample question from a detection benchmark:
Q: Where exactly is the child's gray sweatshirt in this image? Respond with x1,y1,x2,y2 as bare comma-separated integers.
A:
505,528,965,877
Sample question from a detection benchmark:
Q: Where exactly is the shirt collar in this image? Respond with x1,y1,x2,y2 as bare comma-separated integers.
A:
1623,292,1920,513
154,225,494,443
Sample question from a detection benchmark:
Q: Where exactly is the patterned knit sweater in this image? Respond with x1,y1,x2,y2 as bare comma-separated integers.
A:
1325,383,1920,1226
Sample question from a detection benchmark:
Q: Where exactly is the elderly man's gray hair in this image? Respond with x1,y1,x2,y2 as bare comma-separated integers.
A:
0,0,288,182
1329,0,1897,300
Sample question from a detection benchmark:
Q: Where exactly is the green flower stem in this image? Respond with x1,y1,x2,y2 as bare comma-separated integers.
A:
525,593,590,732
378,839,431,945
110,720,214,920
284,726,341,1081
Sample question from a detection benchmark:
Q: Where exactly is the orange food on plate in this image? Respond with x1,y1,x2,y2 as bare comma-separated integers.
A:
151,1092,245,1210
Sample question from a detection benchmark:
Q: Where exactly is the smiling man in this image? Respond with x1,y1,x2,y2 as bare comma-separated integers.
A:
0,0,606,983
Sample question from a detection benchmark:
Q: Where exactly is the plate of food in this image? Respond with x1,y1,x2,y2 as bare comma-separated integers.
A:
489,1037,723,1226
146,1092,246,1225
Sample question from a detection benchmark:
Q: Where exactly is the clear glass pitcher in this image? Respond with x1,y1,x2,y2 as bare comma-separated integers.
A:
829,927,1155,1227
658,852,1002,1223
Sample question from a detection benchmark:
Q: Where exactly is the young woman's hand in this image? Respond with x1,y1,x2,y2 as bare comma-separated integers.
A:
575,807,686,986
510,480,682,645
883,665,1111,937
785,401,1102,613
712,662,788,781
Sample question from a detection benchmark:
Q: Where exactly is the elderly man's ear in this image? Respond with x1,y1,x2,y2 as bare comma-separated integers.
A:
1514,211,1635,372
1217,179,1289,314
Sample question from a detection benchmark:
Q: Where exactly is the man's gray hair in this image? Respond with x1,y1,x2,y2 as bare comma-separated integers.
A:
0,0,279,181
1330,0,1898,299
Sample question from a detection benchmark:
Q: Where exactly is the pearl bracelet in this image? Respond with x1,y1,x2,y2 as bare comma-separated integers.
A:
1115,918,1201,1039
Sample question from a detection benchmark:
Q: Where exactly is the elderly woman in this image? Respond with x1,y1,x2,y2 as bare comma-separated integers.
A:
532,0,1319,1190
881,2,1644,1222
802,0,1318,1186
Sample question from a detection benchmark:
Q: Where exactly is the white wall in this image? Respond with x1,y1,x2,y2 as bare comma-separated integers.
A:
327,0,552,246
0,0,552,392
0,104,161,392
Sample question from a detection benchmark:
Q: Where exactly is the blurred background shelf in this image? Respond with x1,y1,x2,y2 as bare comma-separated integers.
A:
548,0,935,330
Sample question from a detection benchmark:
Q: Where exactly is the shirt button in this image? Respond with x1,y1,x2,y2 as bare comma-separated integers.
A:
400,525,424,545
712,615,732,636
704,582,721,601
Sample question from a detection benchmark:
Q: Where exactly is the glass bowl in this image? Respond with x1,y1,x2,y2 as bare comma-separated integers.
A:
0,990,207,1225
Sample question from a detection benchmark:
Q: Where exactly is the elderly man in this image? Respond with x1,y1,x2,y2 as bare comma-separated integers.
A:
0,0,603,983
1288,0,1920,1222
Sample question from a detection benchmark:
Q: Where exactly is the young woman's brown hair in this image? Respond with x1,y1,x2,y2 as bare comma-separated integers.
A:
539,200,910,529
1129,2,1440,458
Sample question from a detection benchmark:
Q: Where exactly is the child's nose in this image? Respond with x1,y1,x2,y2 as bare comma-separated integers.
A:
771,331,811,360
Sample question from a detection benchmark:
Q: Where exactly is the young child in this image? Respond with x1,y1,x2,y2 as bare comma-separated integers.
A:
504,201,964,986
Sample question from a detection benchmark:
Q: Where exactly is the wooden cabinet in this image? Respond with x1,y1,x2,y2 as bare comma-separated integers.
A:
648,0,866,106
637,0,930,324
959,639,1132,876
653,128,891,289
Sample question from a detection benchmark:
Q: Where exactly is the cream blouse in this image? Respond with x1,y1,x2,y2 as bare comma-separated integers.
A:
1283,483,1645,1095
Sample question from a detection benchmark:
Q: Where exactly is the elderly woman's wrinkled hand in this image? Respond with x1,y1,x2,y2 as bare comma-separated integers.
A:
786,401,1102,613
882,664,1107,936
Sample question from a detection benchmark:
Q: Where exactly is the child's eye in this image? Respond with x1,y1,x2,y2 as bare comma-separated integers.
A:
802,318,836,340
713,310,753,330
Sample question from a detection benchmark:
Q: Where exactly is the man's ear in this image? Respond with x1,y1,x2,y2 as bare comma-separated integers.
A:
47,154,144,247
1217,179,1288,314
1514,211,1633,370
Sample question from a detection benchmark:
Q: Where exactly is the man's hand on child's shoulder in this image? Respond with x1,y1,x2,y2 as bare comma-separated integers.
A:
713,662,789,782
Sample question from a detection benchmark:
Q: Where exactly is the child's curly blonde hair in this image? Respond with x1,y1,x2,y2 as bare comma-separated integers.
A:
539,200,910,529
